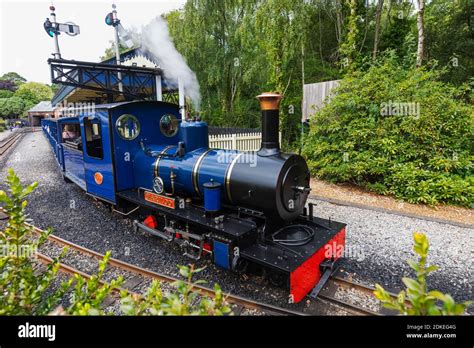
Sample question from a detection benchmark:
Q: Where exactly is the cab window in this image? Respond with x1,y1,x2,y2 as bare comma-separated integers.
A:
84,118,103,159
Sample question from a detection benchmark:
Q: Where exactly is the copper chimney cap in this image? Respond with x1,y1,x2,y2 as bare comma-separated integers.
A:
256,92,283,111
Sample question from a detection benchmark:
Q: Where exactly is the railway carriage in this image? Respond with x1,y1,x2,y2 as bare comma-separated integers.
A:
41,93,346,303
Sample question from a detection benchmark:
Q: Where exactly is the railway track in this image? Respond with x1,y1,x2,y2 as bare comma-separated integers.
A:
38,231,386,316
0,129,31,156
27,221,305,316
318,276,383,316
0,208,385,316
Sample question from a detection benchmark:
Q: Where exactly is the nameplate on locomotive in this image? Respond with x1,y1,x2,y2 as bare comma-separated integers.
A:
143,191,176,209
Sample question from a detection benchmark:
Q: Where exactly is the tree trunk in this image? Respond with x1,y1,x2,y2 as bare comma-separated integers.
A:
416,0,425,67
335,0,343,44
372,0,384,60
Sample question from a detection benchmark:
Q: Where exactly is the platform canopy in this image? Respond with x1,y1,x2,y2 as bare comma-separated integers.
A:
51,47,178,106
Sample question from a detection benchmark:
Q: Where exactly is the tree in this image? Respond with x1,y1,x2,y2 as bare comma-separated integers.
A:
99,27,141,61
14,82,53,105
0,80,17,92
100,41,130,61
424,0,474,84
0,72,26,87
0,90,14,99
50,83,60,94
0,97,26,118
338,0,360,71
416,0,425,67
372,0,384,60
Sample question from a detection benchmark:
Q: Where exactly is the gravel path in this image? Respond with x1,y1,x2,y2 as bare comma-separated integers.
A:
309,199,473,307
1,132,472,314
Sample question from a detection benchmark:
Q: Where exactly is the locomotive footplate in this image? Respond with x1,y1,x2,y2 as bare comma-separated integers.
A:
240,216,346,303
117,189,257,239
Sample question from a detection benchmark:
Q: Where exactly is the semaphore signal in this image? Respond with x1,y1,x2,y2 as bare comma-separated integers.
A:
104,3,134,93
43,5,80,59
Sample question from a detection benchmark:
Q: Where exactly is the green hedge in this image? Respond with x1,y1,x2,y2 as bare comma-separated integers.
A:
0,119,5,132
302,55,473,207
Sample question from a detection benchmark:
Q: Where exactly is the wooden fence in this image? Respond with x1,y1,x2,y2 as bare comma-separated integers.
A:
302,80,341,122
209,132,282,151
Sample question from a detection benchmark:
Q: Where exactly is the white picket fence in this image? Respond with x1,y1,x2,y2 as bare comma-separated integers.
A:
209,132,282,151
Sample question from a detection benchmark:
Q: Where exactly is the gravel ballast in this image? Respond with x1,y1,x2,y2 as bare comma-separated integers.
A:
1,132,472,314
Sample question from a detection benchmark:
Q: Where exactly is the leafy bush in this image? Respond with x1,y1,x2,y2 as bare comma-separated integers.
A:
0,169,68,314
0,169,232,316
374,232,472,315
65,251,124,315
302,53,473,207
120,265,231,316
0,118,5,131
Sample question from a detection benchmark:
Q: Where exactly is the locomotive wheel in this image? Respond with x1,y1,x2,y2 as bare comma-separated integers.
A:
232,257,248,273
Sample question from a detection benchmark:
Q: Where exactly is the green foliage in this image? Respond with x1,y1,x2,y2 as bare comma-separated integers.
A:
121,264,231,316
338,0,360,72
0,118,5,131
0,81,52,119
302,54,473,207
0,72,26,87
374,232,472,315
378,1,415,61
0,90,14,99
65,251,123,315
14,82,53,106
100,42,133,62
0,97,27,119
161,0,469,147
0,169,67,315
166,0,340,144
424,0,474,85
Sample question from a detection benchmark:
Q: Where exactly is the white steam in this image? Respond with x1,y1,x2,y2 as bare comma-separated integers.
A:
141,16,201,111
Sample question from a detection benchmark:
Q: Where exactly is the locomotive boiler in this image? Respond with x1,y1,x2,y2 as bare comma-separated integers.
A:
133,93,311,222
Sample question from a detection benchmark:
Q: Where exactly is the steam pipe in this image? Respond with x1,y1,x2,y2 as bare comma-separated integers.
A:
178,78,185,119
256,92,283,157
156,75,162,101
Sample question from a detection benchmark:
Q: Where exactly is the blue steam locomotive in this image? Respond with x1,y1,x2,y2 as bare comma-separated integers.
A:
42,93,346,303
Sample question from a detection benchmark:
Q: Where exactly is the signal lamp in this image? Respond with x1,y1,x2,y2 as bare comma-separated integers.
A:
105,12,114,26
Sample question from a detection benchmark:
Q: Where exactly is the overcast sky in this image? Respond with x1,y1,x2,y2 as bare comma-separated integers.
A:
0,0,186,84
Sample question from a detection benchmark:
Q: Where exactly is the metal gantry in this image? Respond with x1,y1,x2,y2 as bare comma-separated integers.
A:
49,58,164,102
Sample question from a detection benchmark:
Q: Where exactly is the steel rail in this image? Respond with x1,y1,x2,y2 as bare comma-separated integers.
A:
317,294,379,316
330,276,408,306
0,128,34,155
0,134,23,155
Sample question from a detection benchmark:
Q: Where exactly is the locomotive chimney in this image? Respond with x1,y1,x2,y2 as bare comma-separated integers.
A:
256,92,283,156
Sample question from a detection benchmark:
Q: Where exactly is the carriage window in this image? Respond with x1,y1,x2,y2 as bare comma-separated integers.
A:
84,118,103,159
116,114,140,140
62,123,80,142
62,123,82,151
160,114,179,137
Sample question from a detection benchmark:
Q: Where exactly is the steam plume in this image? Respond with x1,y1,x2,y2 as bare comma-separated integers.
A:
141,16,201,111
